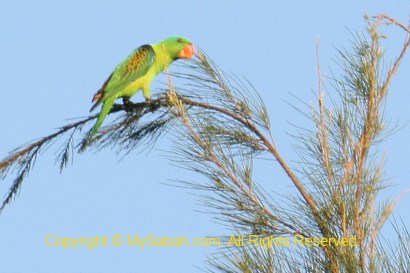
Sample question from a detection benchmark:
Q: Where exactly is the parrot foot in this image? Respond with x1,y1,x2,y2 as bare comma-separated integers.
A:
122,97,131,106
122,97,135,112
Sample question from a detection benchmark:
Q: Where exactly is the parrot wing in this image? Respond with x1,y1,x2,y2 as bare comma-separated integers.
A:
90,44,156,111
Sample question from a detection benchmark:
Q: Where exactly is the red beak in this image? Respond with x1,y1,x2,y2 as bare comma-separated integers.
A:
178,44,194,59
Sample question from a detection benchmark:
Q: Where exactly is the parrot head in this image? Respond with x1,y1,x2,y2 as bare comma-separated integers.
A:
161,36,194,60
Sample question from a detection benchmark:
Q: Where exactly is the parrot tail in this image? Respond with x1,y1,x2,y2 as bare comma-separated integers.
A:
80,98,115,152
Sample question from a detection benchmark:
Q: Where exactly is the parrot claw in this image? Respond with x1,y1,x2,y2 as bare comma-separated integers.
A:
122,97,131,106
122,97,136,112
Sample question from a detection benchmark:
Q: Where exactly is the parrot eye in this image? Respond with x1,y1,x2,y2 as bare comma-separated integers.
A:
177,38,183,43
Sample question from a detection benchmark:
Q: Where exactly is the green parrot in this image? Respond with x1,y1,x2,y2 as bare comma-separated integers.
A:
88,36,194,137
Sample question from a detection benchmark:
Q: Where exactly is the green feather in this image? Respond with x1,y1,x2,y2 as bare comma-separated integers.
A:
85,36,193,142
89,97,115,137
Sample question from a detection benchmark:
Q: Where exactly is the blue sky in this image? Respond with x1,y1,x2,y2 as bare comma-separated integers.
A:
1,1,409,272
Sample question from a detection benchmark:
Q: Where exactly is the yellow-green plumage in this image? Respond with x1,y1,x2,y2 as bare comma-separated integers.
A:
87,37,194,138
